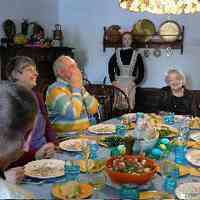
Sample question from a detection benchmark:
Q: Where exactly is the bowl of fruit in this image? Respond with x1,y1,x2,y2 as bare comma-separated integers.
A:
105,155,158,185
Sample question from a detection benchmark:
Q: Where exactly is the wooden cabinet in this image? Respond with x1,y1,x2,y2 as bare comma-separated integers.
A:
103,26,184,54
0,46,74,89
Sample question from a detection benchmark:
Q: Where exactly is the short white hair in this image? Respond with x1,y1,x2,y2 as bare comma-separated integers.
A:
53,55,74,77
165,68,186,86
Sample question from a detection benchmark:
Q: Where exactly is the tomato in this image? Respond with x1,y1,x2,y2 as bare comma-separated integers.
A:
113,159,126,170
126,157,136,163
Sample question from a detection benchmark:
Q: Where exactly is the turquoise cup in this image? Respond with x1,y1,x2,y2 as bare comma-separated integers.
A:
116,124,127,136
119,185,139,199
164,113,175,125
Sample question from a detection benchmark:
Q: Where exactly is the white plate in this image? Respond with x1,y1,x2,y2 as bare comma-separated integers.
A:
174,115,186,122
57,131,79,138
175,182,200,200
186,150,200,166
88,124,116,135
121,113,136,120
24,159,64,179
59,138,89,152
190,131,200,141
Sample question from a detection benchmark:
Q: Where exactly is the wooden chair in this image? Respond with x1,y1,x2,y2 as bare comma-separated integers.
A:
85,84,131,120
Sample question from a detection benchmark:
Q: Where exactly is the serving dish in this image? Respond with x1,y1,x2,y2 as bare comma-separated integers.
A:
105,155,158,185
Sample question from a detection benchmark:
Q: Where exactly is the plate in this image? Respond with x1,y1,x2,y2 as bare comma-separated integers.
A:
132,19,156,42
59,138,90,152
148,113,163,127
174,115,186,123
24,159,64,179
98,135,125,148
73,160,105,173
187,141,200,149
88,124,116,135
190,130,200,141
156,124,179,137
121,113,136,120
186,150,200,166
175,182,200,200
140,191,175,200
57,131,79,137
52,181,93,199
159,20,181,42
189,117,200,129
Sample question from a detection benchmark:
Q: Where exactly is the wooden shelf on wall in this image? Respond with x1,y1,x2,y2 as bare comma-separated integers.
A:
0,46,74,90
103,26,184,54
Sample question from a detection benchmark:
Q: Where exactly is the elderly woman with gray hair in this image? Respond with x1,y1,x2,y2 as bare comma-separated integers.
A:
5,56,56,184
0,81,37,198
158,68,198,115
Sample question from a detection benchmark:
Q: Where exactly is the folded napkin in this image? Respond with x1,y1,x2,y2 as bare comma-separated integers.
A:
157,163,200,177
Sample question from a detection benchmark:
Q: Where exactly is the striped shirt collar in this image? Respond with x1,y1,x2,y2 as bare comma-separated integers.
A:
56,77,70,87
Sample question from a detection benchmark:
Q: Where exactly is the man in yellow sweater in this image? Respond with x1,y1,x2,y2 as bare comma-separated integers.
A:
46,56,99,135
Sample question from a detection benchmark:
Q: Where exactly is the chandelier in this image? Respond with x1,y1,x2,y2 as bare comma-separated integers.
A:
119,0,200,14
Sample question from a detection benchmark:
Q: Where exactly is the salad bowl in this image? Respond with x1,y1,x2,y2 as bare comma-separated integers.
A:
105,155,158,185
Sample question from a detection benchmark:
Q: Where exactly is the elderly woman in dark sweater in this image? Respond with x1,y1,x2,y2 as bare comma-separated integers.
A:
158,68,198,115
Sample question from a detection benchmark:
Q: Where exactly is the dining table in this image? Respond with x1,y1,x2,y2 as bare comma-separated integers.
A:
21,115,200,199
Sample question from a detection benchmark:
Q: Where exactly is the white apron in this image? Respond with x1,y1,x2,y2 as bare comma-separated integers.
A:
113,48,137,110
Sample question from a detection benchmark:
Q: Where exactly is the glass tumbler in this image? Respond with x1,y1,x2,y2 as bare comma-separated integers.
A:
88,172,107,190
164,176,177,194
119,185,139,199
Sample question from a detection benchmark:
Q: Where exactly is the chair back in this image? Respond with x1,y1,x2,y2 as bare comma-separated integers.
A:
85,84,131,120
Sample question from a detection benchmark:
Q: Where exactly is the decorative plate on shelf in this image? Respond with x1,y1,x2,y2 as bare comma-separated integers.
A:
105,25,121,43
175,182,200,200
159,20,181,42
132,19,156,42
24,159,64,179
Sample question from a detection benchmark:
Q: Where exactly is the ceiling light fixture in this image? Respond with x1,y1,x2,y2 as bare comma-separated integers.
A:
119,0,200,14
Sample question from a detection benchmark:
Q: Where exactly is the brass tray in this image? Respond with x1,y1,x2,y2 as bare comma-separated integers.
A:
132,19,156,42
159,20,181,42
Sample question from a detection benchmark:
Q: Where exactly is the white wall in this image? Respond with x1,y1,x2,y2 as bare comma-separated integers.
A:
58,0,200,89
0,0,200,89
